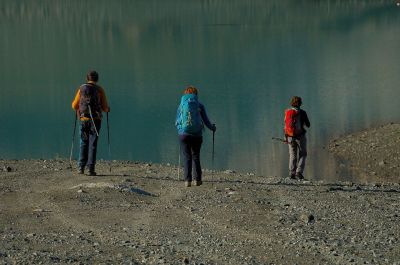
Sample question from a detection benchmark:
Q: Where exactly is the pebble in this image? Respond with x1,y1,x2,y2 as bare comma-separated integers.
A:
300,213,315,224
3,166,12,172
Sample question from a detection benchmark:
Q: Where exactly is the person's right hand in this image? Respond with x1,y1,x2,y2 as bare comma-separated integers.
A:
212,124,216,132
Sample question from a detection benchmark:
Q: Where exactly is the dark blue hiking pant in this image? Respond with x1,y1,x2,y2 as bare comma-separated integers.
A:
179,135,203,182
79,120,101,171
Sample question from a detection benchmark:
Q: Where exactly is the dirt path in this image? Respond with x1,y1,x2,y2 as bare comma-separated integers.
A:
0,157,399,264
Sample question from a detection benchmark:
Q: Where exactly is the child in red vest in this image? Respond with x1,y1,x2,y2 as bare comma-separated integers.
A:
284,96,310,180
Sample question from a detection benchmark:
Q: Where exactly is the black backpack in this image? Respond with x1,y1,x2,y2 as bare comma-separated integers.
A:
79,83,102,118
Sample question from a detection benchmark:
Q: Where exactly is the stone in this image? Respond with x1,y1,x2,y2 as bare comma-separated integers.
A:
3,166,12,172
300,213,315,224
379,161,386,166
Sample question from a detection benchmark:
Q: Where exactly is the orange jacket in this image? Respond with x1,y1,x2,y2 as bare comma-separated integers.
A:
71,81,110,120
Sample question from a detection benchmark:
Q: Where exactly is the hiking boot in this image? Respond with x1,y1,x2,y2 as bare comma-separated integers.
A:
289,173,296,179
88,171,97,176
296,173,304,180
194,180,203,186
78,168,84,174
185,181,192,187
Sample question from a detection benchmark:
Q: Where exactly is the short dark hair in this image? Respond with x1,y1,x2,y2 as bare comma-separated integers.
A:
290,96,302,108
87,70,99,82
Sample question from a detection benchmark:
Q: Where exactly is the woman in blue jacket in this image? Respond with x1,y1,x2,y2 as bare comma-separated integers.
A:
175,86,216,187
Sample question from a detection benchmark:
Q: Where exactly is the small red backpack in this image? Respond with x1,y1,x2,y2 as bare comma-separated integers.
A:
284,108,302,137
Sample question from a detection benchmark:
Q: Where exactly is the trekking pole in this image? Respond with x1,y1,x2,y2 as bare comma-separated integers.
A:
211,125,215,180
69,112,78,170
88,105,99,137
178,145,181,180
272,137,288,144
107,112,111,173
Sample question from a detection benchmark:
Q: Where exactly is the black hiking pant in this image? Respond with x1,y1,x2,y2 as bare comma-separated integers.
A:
79,120,101,172
179,135,203,182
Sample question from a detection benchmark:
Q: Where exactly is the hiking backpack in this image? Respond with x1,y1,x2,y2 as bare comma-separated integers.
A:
176,94,203,134
79,83,102,118
284,108,302,137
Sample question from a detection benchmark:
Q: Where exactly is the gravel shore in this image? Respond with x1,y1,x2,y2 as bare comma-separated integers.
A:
0,125,399,264
329,123,400,184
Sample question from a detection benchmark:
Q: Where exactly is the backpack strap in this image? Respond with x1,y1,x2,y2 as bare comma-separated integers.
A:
81,83,98,89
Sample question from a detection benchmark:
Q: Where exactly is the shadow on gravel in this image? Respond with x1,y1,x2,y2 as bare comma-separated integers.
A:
325,186,400,193
101,174,400,194
92,174,125,177
239,180,400,194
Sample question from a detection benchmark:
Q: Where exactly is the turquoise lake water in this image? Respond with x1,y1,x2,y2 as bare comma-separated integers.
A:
1,1,399,182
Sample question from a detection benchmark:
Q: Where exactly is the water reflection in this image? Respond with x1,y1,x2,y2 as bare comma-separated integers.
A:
0,1,399,182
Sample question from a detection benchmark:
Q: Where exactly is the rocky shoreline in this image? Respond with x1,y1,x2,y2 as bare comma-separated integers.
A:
0,124,399,264
329,123,400,184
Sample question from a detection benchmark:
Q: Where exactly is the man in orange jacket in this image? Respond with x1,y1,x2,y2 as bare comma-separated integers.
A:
71,70,110,175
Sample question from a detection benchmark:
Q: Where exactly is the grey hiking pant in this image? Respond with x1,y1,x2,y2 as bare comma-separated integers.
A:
288,134,307,175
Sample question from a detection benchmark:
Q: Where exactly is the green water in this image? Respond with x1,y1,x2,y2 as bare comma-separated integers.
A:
1,1,399,182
